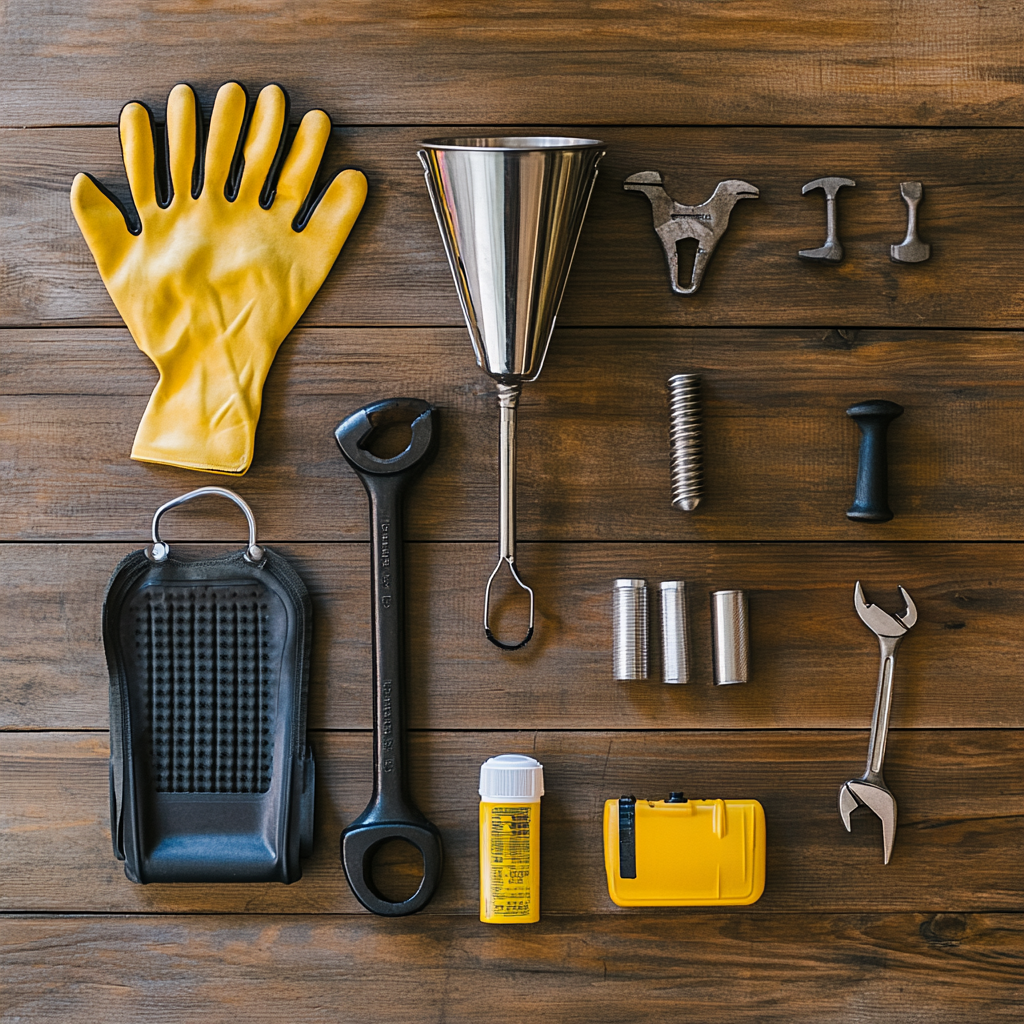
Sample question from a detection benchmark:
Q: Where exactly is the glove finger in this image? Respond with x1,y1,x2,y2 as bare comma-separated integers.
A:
298,168,368,255
205,81,248,197
119,102,158,218
275,108,331,214
166,83,199,202
237,83,288,205
70,172,136,270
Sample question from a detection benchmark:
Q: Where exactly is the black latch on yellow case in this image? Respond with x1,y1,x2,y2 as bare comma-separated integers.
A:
603,793,766,906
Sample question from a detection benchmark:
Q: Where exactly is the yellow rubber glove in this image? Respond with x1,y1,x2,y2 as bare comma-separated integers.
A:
71,82,367,474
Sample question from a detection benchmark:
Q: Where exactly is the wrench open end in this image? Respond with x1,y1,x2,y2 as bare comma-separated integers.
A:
335,398,437,477
854,581,916,637
838,780,897,864
896,586,918,630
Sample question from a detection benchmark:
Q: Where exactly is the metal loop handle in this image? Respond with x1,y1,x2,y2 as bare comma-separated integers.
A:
147,486,265,565
483,556,535,651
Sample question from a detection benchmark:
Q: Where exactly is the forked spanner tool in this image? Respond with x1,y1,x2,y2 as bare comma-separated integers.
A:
335,398,442,915
839,581,917,864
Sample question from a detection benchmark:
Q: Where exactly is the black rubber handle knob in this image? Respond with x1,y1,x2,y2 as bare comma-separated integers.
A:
846,400,904,523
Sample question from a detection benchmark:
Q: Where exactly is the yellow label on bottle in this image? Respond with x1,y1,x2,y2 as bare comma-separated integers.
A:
479,801,539,923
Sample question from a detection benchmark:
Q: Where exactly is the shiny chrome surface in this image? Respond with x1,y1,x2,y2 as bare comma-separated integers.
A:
659,581,690,684
147,486,264,565
613,579,648,681
838,582,918,865
418,136,604,650
418,137,604,383
711,590,749,685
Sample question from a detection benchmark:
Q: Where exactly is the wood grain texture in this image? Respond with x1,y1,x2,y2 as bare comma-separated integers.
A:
2,730,1021,914
2,2,1021,1014
2,542,1020,731
3,128,1022,329
2,1,1022,128
3,913,1022,1024
2,330,1022,542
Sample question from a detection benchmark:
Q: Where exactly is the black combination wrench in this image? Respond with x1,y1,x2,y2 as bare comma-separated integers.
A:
335,398,442,916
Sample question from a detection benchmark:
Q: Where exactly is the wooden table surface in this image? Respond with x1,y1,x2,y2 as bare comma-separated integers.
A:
2,2,1022,1021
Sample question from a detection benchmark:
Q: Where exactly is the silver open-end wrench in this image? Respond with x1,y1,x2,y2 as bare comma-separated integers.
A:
838,581,917,864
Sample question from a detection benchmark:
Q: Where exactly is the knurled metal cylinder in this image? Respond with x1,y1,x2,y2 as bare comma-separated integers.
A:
659,581,690,684
613,579,648,681
711,590,749,685
667,373,704,512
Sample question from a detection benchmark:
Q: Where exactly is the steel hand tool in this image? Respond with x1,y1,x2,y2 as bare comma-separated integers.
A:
839,581,917,864
890,182,931,263
335,398,442,915
799,176,855,263
624,172,759,294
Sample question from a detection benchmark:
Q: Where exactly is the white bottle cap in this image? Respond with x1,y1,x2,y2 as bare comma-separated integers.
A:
479,754,545,801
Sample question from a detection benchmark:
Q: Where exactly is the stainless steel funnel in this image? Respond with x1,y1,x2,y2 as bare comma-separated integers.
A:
418,136,605,650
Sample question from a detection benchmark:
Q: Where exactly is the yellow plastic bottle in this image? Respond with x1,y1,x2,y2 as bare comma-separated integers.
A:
479,754,544,924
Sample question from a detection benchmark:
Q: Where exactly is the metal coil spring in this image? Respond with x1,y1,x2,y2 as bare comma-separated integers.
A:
667,373,704,512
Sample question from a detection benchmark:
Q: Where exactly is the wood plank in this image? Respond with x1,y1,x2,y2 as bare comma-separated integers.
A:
2,0,1022,128
2,542,1020,731
3,128,1021,328
2,330,1023,542
1,730,1021,914
3,912,1022,1024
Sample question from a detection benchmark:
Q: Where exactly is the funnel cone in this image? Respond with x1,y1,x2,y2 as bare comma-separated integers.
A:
418,137,605,384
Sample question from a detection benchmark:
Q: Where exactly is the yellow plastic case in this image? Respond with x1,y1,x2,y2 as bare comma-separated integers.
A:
603,796,766,906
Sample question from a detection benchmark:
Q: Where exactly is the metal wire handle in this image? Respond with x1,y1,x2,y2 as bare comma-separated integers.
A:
484,556,535,651
147,486,265,565
482,383,535,650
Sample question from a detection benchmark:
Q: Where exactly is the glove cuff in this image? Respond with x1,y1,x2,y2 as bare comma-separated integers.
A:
131,381,260,475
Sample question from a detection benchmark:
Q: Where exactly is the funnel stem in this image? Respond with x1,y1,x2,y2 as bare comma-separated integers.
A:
498,383,520,563
483,383,535,650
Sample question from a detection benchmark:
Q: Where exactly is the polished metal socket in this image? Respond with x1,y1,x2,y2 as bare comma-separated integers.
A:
711,590,749,685
659,581,690,684
613,579,648,681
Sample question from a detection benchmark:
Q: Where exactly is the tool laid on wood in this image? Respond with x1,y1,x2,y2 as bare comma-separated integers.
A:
613,578,649,681
846,400,904,523
334,399,443,915
624,173,759,294
667,374,704,511
711,590,749,685
604,793,766,906
659,581,691,685
890,182,931,263
102,487,315,883
839,582,918,865
71,81,366,475
419,136,605,650
798,177,855,263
